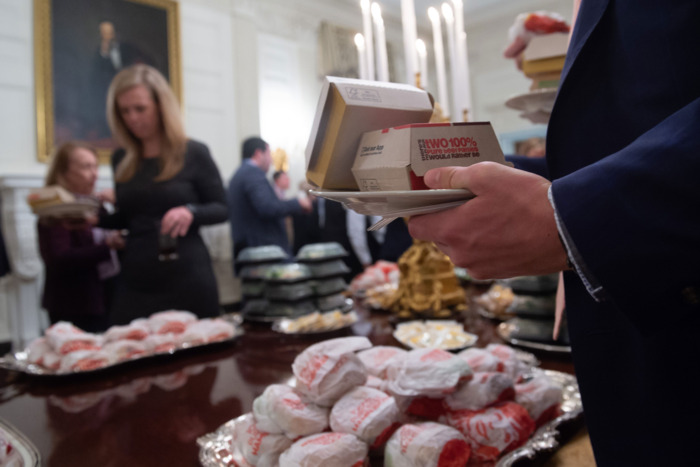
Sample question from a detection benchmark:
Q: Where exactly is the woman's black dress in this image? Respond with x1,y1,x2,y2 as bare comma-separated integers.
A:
102,140,228,324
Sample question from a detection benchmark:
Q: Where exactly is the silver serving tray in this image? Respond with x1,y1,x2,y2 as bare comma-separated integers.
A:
498,320,571,354
0,318,244,377
197,369,582,467
0,417,41,466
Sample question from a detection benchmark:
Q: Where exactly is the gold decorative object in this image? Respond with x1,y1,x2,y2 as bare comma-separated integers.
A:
378,238,466,319
430,102,450,123
271,148,289,173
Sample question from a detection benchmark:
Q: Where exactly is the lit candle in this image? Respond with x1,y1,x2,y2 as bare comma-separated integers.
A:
442,3,460,119
372,3,389,82
401,0,418,85
428,7,449,117
355,33,368,80
416,38,428,89
461,30,472,118
360,0,375,80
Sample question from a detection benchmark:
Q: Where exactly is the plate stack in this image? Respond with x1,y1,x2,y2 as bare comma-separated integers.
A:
495,274,570,352
295,243,352,313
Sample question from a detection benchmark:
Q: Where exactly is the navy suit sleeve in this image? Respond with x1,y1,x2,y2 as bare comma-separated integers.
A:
551,96,700,332
242,169,303,219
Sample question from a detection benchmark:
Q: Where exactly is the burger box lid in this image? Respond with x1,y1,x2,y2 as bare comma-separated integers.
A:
351,122,506,192
305,76,434,191
523,32,569,61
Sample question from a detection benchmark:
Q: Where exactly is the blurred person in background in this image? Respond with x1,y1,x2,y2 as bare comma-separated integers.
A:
227,137,311,268
38,142,122,332
101,64,227,324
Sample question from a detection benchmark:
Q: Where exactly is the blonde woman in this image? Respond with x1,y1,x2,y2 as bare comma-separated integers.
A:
101,64,227,324
38,142,122,332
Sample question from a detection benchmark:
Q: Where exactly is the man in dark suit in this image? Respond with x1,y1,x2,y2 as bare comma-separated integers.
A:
409,1,700,464
227,137,311,271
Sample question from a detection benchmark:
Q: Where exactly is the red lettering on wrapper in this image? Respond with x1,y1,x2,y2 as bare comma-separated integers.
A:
420,348,453,362
301,432,345,447
297,354,329,388
399,425,423,454
245,422,269,455
282,397,306,411
437,438,472,467
350,396,387,431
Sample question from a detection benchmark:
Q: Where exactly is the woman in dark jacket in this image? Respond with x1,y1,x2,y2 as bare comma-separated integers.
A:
38,142,122,332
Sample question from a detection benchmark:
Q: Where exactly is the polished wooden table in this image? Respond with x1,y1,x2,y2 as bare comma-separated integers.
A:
0,290,581,466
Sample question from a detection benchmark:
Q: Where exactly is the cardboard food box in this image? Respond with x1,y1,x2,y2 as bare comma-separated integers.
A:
352,122,506,192
522,33,568,78
305,76,434,190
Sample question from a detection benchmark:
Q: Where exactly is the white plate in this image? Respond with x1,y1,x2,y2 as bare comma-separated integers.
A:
311,189,474,217
33,201,99,218
505,88,557,114
393,320,478,351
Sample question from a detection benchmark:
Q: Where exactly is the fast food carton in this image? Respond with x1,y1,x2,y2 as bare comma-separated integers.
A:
351,122,506,191
522,32,568,77
305,76,434,190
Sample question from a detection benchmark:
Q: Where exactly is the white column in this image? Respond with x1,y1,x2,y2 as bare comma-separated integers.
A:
401,0,418,85
360,0,375,80
428,7,449,117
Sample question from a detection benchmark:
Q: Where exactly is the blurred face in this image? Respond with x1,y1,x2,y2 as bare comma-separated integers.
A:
257,145,272,173
99,22,115,41
63,148,98,195
276,173,290,190
116,85,162,142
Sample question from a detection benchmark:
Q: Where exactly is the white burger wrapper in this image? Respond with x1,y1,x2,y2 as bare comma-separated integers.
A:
384,421,471,467
357,346,407,378
515,374,563,425
330,386,401,449
484,344,533,382
253,384,329,438
278,432,368,467
444,371,516,411
292,337,372,407
230,413,293,467
385,348,473,398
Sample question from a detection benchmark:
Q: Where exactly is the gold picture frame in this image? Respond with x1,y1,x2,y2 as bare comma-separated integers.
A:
34,0,181,163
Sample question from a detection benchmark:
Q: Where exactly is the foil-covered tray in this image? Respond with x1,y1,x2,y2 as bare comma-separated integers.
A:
197,369,582,467
0,417,41,466
0,317,244,377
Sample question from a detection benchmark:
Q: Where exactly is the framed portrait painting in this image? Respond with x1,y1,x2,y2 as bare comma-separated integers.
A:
34,0,181,163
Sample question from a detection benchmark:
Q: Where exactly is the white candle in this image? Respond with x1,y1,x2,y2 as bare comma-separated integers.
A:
461,30,472,118
360,0,375,81
428,7,449,117
416,39,428,89
372,3,390,82
452,0,466,118
442,3,460,119
355,33,368,80
401,0,418,85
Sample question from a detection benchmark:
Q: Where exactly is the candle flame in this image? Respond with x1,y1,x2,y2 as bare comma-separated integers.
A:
416,39,427,56
354,33,365,49
371,2,382,22
441,3,454,22
428,6,440,23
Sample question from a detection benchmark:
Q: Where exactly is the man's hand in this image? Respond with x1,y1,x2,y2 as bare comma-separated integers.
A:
298,196,313,213
407,162,569,279
105,230,125,249
161,206,194,238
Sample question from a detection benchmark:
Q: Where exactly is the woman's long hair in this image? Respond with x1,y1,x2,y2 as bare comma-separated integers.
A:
44,141,97,188
106,64,187,183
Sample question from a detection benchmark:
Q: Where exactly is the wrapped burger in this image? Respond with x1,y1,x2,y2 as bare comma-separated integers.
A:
230,413,293,467
292,337,372,407
515,373,563,427
330,386,401,449
384,348,473,398
357,346,407,379
444,372,516,412
278,432,368,467
384,422,472,467
252,384,329,439
441,401,535,462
